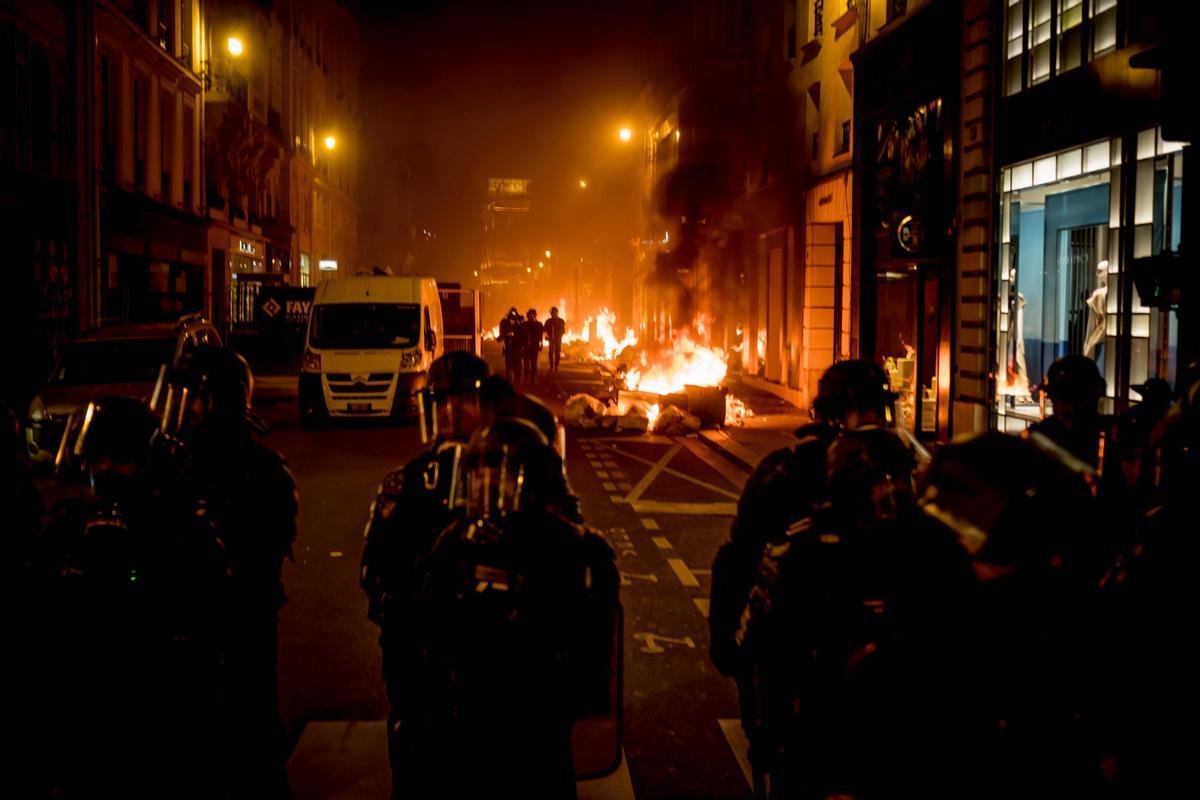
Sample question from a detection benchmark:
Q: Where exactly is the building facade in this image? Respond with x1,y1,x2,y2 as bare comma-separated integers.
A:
990,0,1185,432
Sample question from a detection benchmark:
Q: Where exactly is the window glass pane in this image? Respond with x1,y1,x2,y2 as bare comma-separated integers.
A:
996,164,1112,421
1084,142,1109,173
1093,6,1117,56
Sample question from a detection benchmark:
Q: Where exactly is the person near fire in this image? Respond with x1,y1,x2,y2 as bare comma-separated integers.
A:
521,307,544,385
499,307,523,384
545,306,566,373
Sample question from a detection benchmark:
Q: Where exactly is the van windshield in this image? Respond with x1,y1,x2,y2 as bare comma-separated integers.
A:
309,303,421,349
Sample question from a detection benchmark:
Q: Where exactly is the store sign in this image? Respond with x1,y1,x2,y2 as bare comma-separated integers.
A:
234,238,259,256
256,286,316,333
488,178,531,196
319,259,338,272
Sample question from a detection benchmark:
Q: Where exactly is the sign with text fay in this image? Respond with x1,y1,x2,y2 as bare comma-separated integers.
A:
256,286,316,331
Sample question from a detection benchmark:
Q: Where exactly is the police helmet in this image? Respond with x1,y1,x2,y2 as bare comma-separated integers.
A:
827,427,915,527
1039,355,1105,403
152,344,256,437
56,396,158,493
917,431,1095,576
813,359,898,425
460,418,559,518
490,392,564,454
419,353,491,444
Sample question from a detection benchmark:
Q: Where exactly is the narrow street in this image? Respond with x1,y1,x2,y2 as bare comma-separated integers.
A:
266,353,755,798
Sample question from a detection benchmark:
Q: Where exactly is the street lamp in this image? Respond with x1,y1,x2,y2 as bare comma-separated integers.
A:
538,261,544,268
578,179,588,189
545,249,552,258
323,134,337,151
227,36,244,57
618,127,633,142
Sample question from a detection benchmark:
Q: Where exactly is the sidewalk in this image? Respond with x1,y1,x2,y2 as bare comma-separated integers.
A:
698,379,809,472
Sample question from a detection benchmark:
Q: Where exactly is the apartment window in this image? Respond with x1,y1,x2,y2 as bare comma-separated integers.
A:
133,76,145,188
837,120,851,155
786,0,797,59
813,0,824,38
1005,0,1122,96
180,0,193,68
157,0,174,53
812,132,819,160
887,0,908,24
160,89,172,197
182,100,194,206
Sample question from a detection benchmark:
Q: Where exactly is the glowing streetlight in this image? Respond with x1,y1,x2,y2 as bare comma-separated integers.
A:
323,134,337,151
227,36,244,57
618,127,633,142
538,261,544,268
545,249,552,258
578,179,588,189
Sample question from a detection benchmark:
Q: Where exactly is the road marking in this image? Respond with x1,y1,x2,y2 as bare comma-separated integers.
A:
718,719,755,790
593,435,675,445
596,471,610,479
611,470,627,480
667,558,701,587
603,482,617,491
641,518,659,530
629,500,737,516
678,436,751,491
692,568,711,575
329,551,344,558
616,481,632,492
623,442,683,502
596,441,740,500
577,751,636,800
620,571,658,585
633,632,696,654
589,461,603,469
651,536,672,550
693,598,710,618
610,495,625,503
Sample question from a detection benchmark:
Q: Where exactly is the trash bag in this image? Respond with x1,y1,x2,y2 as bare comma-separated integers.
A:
614,402,651,433
565,393,608,428
652,404,701,436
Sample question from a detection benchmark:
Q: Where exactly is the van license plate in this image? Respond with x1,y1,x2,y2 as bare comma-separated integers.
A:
347,402,372,412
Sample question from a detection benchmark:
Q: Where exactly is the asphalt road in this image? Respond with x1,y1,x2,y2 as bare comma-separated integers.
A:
264,351,755,799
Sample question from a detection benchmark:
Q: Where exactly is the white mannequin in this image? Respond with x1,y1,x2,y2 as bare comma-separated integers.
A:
1083,260,1108,359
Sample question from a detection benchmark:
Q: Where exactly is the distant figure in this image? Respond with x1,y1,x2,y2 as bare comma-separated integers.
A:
545,307,566,373
1030,354,1109,468
522,308,544,385
499,307,523,384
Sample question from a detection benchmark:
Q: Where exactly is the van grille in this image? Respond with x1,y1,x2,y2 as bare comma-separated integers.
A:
325,372,393,395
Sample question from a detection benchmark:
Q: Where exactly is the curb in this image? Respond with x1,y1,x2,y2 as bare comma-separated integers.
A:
696,429,761,473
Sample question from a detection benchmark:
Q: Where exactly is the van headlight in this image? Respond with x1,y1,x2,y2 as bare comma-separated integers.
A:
399,350,421,369
302,349,322,372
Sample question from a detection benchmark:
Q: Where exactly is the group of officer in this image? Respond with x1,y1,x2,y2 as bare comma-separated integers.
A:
499,306,567,385
12,344,297,799
710,353,1193,798
359,351,618,798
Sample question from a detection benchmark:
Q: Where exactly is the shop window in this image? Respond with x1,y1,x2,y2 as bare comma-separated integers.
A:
996,139,1117,429
812,0,824,39
1131,127,1183,393
300,253,311,288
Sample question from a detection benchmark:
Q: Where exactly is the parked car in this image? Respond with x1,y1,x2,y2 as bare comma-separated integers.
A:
25,315,221,465
299,275,443,428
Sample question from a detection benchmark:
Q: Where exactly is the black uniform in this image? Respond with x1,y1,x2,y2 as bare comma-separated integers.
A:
189,430,297,797
545,314,566,372
30,475,229,797
522,314,545,384
499,312,522,384
417,507,618,796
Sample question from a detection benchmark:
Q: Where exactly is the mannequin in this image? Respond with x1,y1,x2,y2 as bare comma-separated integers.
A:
1083,260,1108,364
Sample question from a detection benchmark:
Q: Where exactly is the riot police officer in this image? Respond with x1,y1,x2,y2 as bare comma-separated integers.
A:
917,431,1106,797
709,359,903,789
29,395,229,798
499,307,523,384
1030,354,1110,467
174,344,297,798
739,425,970,798
360,351,492,798
416,417,618,797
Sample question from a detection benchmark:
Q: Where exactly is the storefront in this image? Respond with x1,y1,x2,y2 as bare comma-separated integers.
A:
208,222,267,333
102,189,207,323
992,2,1181,430
853,0,959,442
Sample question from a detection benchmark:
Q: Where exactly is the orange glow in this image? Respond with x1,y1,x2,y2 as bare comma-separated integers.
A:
618,127,633,142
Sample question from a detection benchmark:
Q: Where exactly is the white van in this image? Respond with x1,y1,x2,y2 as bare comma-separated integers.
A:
299,275,443,427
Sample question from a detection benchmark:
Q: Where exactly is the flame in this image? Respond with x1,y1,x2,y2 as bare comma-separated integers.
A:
624,330,728,395
488,324,500,341
756,328,766,360
724,394,750,426
646,403,661,429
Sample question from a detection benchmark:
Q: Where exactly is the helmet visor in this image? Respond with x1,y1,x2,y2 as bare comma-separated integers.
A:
464,448,527,517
